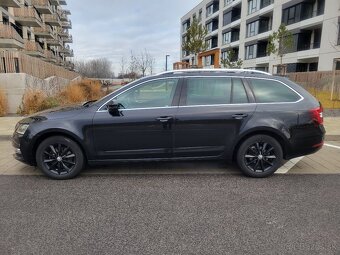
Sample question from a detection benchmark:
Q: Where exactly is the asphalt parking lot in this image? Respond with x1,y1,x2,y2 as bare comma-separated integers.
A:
0,174,339,255
1,140,340,254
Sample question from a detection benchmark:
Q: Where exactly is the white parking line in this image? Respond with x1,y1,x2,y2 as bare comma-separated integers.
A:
276,156,304,174
324,143,340,150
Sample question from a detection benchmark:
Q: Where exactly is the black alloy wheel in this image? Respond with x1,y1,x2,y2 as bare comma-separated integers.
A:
36,136,85,180
237,135,283,178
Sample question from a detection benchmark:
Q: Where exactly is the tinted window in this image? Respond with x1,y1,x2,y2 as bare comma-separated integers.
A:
115,79,178,109
232,79,248,104
250,79,300,103
186,78,231,105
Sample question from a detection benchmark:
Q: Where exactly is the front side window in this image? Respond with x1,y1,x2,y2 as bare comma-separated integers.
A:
250,79,301,103
113,79,179,109
186,78,232,106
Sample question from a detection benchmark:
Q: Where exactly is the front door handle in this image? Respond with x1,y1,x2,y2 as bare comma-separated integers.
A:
156,116,173,123
232,113,248,120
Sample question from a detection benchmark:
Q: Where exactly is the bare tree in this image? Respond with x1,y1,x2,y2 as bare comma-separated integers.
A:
135,49,155,77
148,55,155,75
74,58,113,78
128,51,139,80
119,56,127,78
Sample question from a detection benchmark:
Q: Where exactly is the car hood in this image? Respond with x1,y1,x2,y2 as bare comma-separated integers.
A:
19,104,86,124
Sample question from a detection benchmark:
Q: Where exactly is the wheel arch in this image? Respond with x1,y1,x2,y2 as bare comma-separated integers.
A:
32,130,88,165
232,128,289,162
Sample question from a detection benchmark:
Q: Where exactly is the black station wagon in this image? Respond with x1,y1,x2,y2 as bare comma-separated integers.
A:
12,69,325,179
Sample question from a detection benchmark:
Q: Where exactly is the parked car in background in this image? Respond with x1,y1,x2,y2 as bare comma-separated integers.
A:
12,69,325,180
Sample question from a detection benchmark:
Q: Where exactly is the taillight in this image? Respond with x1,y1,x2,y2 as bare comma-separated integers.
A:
310,105,323,125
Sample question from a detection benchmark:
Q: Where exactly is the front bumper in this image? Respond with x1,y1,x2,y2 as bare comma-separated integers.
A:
12,133,35,166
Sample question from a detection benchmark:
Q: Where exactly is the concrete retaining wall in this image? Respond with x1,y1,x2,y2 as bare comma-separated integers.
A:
0,73,81,114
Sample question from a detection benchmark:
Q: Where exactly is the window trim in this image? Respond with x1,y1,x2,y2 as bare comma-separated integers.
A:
97,76,304,112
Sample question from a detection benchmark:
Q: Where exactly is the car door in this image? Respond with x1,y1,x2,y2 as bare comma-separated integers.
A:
92,78,182,160
173,76,256,158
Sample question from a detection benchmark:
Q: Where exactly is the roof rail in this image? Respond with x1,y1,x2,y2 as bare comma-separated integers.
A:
156,69,272,76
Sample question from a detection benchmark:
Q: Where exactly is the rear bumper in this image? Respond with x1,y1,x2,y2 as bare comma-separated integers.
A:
285,124,325,160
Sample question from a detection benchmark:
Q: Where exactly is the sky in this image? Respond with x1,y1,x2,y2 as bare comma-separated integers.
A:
67,0,200,75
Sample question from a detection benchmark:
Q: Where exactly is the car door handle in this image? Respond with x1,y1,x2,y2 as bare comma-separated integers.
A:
232,113,248,120
156,116,173,123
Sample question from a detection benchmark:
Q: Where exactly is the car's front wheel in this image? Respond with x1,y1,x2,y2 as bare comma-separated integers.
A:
237,135,283,178
36,136,85,180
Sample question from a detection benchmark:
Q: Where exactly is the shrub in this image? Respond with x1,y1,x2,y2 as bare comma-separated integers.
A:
59,80,104,104
0,89,8,116
59,83,86,104
18,89,46,115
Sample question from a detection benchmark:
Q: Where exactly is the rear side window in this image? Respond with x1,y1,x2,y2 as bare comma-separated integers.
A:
232,79,248,104
250,79,301,103
186,78,232,105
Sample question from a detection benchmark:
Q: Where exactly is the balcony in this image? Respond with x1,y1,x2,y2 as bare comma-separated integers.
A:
59,0,67,5
43,50,56,62
63,34,72,43
13,7,43,27
63,9,71,15
33,25,54,39
56,56,63,66
58,29,69,37
0,24,24,49
50,0,60,5
46,36,62,46
31,0,53,14
24,40,44,58
65,61,74,70
58,11,68,22
44,14,61,26
60,45,73,56
61,20,72,29
0,0,20,7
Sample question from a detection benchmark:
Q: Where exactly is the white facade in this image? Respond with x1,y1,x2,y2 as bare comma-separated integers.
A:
180,0,340,73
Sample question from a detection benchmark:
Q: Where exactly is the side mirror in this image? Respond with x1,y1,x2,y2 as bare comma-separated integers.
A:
107,100,121,116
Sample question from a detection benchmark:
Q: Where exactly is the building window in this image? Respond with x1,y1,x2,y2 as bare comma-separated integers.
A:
206,22,213,33
224,0,235,7
193,13,196,20
203,55,214,66
223,32,231,44
182,20,190,32
206,4,214,17
248,0,259,14
245,44,257,59
246,21,258,37
198,9,202,21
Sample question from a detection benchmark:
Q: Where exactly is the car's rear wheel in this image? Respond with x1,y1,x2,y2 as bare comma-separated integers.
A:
237,135,283,178
36,136,85,180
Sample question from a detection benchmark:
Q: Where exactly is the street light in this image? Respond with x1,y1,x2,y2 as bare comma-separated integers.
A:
165,54,170,71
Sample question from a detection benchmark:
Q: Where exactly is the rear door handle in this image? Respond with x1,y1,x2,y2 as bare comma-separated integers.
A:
232,113,248,120
156,116,173,123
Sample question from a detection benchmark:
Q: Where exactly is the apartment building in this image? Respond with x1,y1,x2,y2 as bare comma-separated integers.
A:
0,0,74,72
180,0,340,73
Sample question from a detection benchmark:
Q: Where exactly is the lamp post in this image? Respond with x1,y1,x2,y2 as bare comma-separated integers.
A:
165,54,170,71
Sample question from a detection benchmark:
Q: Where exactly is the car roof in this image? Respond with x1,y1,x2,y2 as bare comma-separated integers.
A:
155,69,272,78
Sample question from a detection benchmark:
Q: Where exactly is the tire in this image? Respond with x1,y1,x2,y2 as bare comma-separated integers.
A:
236,135,283,178
36,136,85,180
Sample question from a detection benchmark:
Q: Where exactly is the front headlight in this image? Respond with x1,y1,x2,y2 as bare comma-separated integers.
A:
16,124,29,135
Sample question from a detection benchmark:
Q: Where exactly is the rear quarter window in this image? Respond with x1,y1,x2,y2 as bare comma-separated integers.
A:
249,79,301,103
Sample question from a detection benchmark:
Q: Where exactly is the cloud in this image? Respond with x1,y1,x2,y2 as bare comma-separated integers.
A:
67,0,200,75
